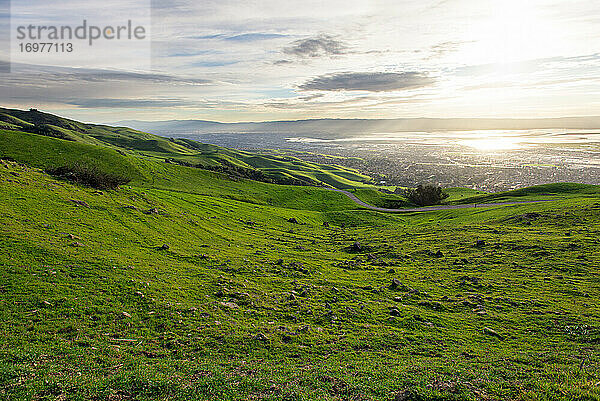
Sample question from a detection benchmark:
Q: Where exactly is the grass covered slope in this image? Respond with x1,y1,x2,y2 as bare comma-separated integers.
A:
444,187,488,202
0,129,362,211
453,183,600,205
349,188,411,209
0,108,374,189
0,157,599,400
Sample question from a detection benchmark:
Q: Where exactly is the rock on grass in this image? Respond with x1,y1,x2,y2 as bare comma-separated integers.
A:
483,327,503,339
70,199,90,208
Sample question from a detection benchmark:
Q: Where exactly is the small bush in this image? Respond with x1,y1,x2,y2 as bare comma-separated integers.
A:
404,184,449,206
48,162,131,190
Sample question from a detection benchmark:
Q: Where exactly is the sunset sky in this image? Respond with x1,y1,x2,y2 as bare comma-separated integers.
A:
1,0,600,122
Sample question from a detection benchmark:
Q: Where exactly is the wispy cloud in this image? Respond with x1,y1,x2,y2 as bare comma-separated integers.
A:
2,62,213,85
66,98,194,108
191,60,239,68
428,40,469,59
283,34,348,58
193,33,287,42
298,72,435,92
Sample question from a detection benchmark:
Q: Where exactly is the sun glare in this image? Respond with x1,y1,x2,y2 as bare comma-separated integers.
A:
460,137,524,151
457,0,560,65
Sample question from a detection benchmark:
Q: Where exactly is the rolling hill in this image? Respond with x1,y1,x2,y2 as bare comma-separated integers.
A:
0,107,375,189
0,109,599,400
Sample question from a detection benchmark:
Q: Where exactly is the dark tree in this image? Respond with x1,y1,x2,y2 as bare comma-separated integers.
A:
404,184,449,206
48,162,131,190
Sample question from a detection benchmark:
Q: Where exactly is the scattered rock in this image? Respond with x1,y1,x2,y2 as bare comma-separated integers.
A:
70,199,90,208
458,276,482,287
522,212,541,220
483,327,503,339
418,301,444,311
394,390,413,401
472,305,487,315
389,279,402,290
232,292,253,306
220,301,239,309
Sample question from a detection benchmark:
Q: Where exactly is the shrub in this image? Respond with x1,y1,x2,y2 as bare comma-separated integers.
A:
404,184,449,206
48,162,131,190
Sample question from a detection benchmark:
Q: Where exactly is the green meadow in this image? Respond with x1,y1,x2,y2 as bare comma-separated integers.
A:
0,110,599,400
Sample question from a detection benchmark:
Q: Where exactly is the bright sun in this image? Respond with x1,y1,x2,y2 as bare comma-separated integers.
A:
456,0,560,65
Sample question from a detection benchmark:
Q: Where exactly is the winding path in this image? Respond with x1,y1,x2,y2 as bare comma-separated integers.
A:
326,188,554,213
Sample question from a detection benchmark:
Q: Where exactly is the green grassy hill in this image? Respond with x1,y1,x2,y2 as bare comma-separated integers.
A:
453,183,600,204
444,187,488,202
0,107,374,189
1,111,599,400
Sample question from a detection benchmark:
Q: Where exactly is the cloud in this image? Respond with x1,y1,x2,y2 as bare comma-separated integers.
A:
73,71,212,85
273,59,294,65
191,60,239,67
193,33,287,42
1,62,212,85
225,33,287,42
298,71,435,92
168,50,222,58
283,34,347,58
0,62,219,111
64,97,251,109
66,98,194,108
428,41,469,59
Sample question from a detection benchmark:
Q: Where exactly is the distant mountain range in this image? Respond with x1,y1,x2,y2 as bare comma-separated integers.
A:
116,117,600,138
